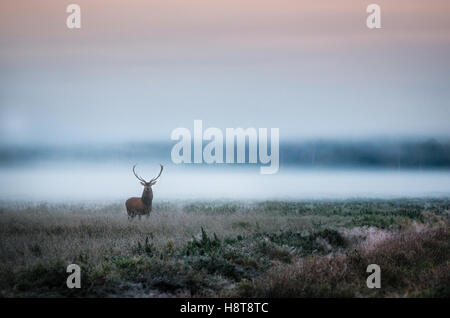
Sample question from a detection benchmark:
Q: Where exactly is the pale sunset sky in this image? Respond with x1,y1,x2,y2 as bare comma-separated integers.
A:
0,0,449,144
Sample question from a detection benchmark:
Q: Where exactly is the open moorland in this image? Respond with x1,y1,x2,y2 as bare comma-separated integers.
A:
0,199,449,297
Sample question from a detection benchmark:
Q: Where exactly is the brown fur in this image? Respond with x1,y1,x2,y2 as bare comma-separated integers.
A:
126,187,153,219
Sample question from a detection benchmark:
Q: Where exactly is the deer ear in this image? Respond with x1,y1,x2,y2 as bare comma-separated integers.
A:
140,182,145,186
150,181,157,186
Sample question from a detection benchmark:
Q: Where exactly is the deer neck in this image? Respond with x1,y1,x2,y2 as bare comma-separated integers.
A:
141,189,153,206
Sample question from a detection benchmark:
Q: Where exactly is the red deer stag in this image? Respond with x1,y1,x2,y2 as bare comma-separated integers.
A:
126,164,163,219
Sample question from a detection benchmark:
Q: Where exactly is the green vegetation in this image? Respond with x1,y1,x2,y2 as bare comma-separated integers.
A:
0,199,449,297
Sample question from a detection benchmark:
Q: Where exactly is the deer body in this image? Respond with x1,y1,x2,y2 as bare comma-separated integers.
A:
125,188,153,218
126,164,163,220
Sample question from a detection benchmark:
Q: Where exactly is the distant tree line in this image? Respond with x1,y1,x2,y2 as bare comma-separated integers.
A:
1,139,449,169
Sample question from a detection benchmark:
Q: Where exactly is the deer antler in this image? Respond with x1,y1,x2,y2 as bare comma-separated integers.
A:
150,164,164,183
132,164,148,183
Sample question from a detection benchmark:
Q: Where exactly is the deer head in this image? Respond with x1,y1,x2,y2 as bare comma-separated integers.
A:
132,164,164,194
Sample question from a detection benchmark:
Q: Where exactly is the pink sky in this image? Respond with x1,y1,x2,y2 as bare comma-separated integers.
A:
1,0,449,62
0,1,449,143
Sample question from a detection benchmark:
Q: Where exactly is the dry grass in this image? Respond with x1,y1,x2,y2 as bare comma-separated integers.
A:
0,199,449,297
238,225,450,298
0,202,315,269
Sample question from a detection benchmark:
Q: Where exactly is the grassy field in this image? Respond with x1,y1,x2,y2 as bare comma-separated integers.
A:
0,199,449,297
